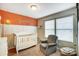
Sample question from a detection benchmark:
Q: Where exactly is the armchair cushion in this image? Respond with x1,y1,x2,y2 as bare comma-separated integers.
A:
40,43,47,47
48,43,57,46
40,43,57,48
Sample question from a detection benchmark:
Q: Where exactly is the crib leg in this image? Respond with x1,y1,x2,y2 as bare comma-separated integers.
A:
16,49,18,54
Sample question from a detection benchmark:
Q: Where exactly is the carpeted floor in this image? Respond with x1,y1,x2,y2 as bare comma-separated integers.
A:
8,44,61,56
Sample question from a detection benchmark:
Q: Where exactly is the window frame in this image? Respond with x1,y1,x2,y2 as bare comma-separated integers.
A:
56,15,74,42
45,19,55,38
44,15,74,42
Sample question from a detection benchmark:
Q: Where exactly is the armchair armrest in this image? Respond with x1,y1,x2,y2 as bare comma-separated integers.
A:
41,40,48,43
48,43,57,46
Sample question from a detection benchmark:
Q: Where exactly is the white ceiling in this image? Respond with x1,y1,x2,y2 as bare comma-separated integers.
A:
0,3,76,19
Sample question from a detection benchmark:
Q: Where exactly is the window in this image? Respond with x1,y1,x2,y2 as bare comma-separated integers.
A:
44,15,73,42
45,20,55,37
56,16,73,42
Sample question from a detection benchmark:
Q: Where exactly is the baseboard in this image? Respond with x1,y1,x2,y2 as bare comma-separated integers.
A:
8,47,16,53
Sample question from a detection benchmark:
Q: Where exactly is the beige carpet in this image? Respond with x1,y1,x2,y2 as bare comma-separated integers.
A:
9,44,60,56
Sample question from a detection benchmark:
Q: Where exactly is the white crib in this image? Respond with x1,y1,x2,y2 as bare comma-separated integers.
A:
14,32,37,54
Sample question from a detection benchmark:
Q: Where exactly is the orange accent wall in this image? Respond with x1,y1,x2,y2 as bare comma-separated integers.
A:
0,10,38,26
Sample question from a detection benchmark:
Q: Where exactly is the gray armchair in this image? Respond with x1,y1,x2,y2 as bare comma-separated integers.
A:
40,35,58,56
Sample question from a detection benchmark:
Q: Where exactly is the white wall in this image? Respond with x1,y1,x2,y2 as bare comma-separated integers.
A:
37,20,45,41
3,24,37,35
